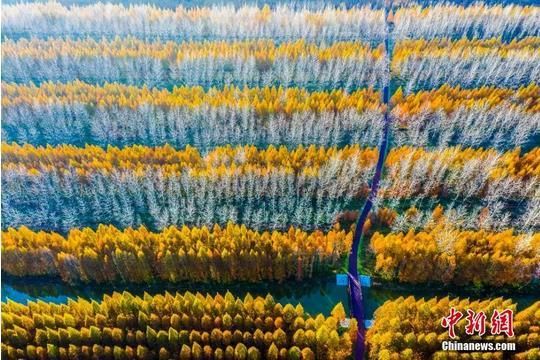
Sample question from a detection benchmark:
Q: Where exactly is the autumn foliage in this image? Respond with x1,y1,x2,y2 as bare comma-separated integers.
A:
1,223,351,284
367,296,540,359
3,3,538,43
1,291,355,359
370,226,540,286
2,143,538,232
1,82,382,114
1,3,386,42
1,38,386,90
3,143,538,182
393,37,540,66
392,83,540,117
392,37,540,91
1,2,539,359
2,38,383,62
3,81,538,150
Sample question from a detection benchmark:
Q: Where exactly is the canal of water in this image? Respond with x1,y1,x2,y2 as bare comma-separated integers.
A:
2,275,537,319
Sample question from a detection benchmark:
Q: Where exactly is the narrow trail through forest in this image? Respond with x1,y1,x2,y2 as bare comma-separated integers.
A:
348,2,394,358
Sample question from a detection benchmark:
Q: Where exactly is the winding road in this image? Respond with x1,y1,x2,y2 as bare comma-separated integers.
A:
348,2,394,358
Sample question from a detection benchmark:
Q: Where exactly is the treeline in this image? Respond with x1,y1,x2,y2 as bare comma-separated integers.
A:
1,167,353,232
3,37,538,91
4,143,538,181
3,221,538,287
1,291,354,359
393,84,539,115
1,39,385,91
391,84,540,149
1,82,383,112
392,37,540,91
367,297,540,359
370,226,540,286
2,82,538,149
2,3,538,41
4,81,538,114
1,38,382,62
1,223,351,284
2,144,537,231
376,201,540,235
392,3,540,40
1,3,385,43
1,82,384,148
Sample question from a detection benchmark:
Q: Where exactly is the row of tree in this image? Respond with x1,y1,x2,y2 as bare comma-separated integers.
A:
3,167,537,233
427,349,538,360
1,343,317,360
393,38,540,92
390,84,539,149
367,296,539,359
5,207,537,286
2,82,538,150
392,3,539,41
0,168,360,232
4,142,538,179
5,81,538,116
1,3,386,43
1,223,351,284
1,291,354,359
0,81,384,149
394,37,540,59
1,104,386,149
1,82,383,113
391,103,539,150
1,143,379,174
2,144,537,232
392,84,539,115
4,142,537,197
378,201,539,235
6,39,384,91
3,3,537,42
370,225,539,286
4,38,538,91
2,38,383,64
2,52,384,91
